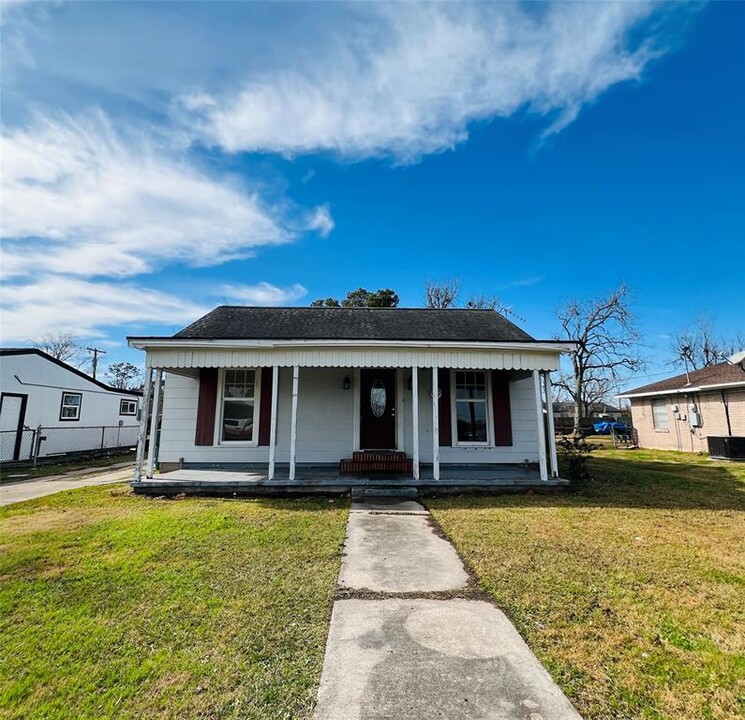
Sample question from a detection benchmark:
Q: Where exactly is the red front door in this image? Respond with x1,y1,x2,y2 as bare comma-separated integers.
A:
359,369,396,449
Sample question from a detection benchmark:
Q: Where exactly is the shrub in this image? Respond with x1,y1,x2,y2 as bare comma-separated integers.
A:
558,435,598,480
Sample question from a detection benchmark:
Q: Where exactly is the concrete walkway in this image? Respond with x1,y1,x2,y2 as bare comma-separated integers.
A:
0,465,133,506
315,498,582,720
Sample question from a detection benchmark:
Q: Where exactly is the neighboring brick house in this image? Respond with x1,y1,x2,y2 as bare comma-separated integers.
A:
617,359,745,454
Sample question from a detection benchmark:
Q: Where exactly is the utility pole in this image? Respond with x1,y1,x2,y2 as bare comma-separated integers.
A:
87,347,107,379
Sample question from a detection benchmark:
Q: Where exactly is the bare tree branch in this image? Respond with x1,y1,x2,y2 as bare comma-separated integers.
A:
425,278,460,309
555,283,644,430
671,315,744,370
28,331,88,369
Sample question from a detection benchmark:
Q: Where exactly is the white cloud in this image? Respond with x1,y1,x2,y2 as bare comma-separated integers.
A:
0,276,208,341
190,2,666,161
221,282,307,306
0,111,331,279
0,111,332,342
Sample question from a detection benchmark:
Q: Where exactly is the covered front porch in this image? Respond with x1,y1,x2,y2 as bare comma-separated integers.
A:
131,338,569,494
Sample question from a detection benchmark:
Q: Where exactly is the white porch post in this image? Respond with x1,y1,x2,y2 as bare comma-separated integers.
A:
411,366,420,480
134,367,153,482
431,366,440,481
268,365,279,480
543,371,559,477
145,368,163,478
533,369,549,481
289,365,299,481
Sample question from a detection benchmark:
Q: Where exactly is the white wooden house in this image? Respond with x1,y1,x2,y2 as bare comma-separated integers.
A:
128,307,575,494
0,349,141,462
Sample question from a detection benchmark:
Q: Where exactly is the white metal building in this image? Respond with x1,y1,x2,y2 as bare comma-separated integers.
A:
0,349,141,462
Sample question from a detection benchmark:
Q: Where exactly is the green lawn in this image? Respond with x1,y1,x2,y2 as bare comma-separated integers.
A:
0,486,349,720
429,446,745,720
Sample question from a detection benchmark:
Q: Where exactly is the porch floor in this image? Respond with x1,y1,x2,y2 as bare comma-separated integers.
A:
132,465,568,496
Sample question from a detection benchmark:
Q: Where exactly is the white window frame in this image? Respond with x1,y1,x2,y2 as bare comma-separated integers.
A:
450,369,494,447
59,391,82,422
651,398,669,431
119,399,138,416
214,367,262,446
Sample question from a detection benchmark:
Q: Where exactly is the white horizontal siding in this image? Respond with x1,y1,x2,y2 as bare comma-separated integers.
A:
159,368,542,467
147,347,560,372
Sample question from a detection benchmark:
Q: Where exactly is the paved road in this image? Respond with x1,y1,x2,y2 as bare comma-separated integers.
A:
315,498,583,720
0,465,133,506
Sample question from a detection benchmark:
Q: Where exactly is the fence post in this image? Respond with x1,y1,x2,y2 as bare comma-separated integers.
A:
101,426,106,450
26,428,35,461
32,425,43,467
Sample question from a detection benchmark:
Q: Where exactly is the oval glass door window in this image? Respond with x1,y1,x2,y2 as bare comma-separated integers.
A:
370,379,387,418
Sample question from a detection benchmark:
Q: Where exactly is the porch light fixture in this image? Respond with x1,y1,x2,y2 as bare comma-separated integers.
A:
343,375,351,390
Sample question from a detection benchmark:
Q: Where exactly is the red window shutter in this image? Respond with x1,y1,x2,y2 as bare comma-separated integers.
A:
195,368,218,446
491,370,513,446
438,369,452,447
258,367,273,446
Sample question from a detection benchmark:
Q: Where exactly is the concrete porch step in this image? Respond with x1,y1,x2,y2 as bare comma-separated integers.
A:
352,486,418,499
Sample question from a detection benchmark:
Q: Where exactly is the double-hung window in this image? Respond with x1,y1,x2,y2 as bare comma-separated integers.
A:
59,392,82,421
651,398,669,431
120,399,138,416
454,371,489,444
220,369,258,443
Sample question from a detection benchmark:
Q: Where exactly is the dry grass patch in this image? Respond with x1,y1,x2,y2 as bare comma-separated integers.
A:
428,447,745,720
0,485,349,719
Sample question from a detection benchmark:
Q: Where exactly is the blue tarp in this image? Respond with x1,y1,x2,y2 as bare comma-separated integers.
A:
593,421,631,435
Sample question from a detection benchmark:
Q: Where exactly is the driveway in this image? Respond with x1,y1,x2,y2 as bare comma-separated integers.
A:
315,498,583,719
0,465,133,506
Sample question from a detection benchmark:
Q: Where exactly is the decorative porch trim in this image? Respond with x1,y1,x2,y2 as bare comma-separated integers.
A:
143,346,562,372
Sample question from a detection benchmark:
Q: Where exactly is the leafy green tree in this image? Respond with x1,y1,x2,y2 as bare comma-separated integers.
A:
105,362,143,390
310,288,399,308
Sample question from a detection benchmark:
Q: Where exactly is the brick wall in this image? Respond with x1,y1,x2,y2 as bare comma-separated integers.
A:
630,388,745,452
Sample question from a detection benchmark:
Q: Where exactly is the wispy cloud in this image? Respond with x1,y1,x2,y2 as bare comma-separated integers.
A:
221,282,308,306
0,111,332,341
1,112,330,279
189,2,669,161
500,276,545,290
0,276,208,340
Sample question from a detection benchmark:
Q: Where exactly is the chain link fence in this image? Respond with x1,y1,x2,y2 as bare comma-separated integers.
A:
0,424,139,466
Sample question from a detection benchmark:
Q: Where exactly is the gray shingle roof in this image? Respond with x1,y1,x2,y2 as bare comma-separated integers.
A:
619,360,745,396
170,307,538,343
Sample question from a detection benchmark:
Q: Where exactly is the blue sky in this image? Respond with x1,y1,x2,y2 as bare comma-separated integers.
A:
1,1,743,389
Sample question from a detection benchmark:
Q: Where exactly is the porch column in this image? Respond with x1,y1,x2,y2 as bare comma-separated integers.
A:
431,366,440,481
267,364,280,480
411,366,420,480
289,365,299,481
134,366,153,482
532,369,549,481
543,371,559,477
145,368,163,478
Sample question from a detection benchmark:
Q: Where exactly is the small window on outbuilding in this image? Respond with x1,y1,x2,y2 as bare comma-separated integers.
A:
59,392,82,421
120,399,138,416
651,398,669,431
